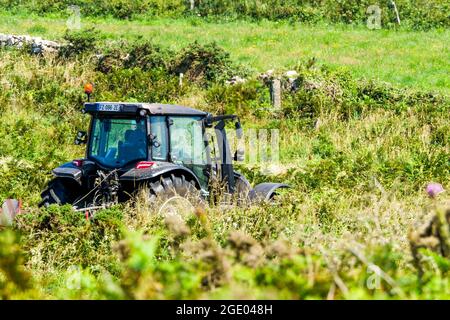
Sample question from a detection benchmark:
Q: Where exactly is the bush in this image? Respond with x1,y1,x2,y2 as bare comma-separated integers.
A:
123,42,172,71
0,230,33,299
58,28,100,59
95,67,187,102
96,41,171,74
1,0,448,29
95,41,249,86
205,80,267,115
15,205,123,274
170,42,251,86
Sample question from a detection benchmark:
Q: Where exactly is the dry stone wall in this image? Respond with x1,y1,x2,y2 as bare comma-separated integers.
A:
0,33,60,54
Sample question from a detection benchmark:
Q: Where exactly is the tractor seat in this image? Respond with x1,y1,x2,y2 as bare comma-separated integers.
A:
118,129,146,163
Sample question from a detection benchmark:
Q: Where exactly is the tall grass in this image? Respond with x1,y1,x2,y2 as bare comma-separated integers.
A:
0,29,449,299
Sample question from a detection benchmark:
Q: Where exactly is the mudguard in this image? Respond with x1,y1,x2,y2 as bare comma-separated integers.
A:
249,183,290,201
52,162,83,185
119,162,202,189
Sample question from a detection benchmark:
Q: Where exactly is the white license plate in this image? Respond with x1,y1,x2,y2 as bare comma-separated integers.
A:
98,104,121,112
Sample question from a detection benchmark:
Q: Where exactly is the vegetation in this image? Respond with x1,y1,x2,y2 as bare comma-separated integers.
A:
0,6,449,299
1,0,448,30
0,13,448,94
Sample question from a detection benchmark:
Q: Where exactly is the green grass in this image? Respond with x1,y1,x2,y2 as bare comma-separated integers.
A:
0,12,449,300
0,12,449,94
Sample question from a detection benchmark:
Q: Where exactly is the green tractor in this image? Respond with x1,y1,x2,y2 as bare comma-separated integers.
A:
39,101,288,212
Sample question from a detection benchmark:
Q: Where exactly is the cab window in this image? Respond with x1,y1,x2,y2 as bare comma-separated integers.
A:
170,116,206,165
89,117,147,168
150,116,169,161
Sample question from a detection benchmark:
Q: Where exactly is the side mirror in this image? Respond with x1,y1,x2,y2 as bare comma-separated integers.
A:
234,121,244,161
235,121,243,140
234,148,245,162
75,131,88,145
149,134,161,148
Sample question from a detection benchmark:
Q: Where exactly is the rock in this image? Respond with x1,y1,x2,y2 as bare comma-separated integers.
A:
31,43,43,55
259,69,275,80
314,118,322,131
225,76,246,85
0,33,61,54
266,69,274,77
6,37,15,46
45,40,60,48
284,70,298,80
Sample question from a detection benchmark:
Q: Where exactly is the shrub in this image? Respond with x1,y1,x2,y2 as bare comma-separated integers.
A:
205,80,267,115
15,205,123,274
95,67,187,102
123,41,172,71
0,230,33,299
170,42,250,86
58,28,100,59
1,0,448,29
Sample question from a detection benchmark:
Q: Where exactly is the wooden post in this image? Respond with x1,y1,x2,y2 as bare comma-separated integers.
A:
270,78,282,110
391,1,401,25
179,73,184,87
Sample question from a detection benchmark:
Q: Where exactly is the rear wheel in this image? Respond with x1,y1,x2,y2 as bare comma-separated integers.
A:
234,174,252,202
147,174,201,218
148,174,197,199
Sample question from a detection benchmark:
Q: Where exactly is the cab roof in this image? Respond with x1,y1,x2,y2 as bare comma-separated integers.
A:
84,102,208,117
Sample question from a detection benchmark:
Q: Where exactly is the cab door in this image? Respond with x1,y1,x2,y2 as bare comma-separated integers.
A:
168,116,209,189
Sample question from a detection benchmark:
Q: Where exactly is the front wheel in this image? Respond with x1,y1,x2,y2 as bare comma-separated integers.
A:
39,179,79,208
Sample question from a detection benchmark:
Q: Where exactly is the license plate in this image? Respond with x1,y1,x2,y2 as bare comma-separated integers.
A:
98,104,121,112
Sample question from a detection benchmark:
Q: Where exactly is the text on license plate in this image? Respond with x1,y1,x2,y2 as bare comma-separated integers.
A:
98,104,121,112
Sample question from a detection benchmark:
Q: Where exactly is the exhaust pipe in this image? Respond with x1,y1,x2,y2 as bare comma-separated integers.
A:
0,199,22,227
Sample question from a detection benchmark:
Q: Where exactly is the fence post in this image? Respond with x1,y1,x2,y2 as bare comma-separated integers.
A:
179,73,184,87
270,78,282,110
390,1,401,25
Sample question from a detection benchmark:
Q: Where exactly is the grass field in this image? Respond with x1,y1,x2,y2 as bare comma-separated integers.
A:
0,12,449,94
0,10,449,300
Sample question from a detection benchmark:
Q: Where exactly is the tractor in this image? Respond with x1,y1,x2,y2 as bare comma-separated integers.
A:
39,100,288,213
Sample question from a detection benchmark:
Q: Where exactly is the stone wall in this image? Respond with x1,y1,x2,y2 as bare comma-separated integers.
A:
0,33,60,54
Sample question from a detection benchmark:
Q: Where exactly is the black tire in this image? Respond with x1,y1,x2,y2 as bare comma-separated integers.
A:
234,174,252,202
146,174,202,219
148,174,199,201
39,179,78,208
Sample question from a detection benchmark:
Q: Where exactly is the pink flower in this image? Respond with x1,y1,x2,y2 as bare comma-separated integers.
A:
426,183,444,199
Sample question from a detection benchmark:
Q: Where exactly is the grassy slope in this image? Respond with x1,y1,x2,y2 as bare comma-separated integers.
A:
0,12,449,94
0,13,449,299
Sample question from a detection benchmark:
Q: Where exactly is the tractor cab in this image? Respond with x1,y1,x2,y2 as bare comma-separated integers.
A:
77,102,215,190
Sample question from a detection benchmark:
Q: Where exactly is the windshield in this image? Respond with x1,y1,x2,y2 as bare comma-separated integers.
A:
88,117,148,168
